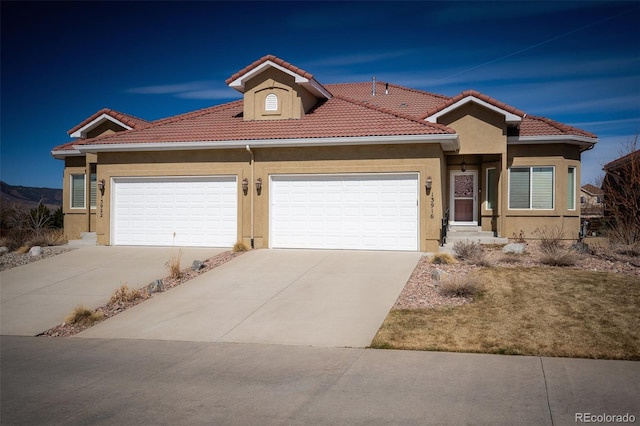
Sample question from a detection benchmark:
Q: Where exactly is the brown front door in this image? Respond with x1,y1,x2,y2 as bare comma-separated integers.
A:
451,171,477,224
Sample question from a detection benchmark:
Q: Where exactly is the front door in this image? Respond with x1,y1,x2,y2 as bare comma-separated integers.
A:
450,171,478,224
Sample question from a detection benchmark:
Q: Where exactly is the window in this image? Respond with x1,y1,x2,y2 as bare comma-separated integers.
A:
265,93,278,111
567,167,576,210
509,166,554,209
71,174,86,209
486,168,497,209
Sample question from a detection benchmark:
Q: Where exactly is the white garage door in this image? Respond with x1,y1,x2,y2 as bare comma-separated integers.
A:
112,176,237,247
270,173,419,251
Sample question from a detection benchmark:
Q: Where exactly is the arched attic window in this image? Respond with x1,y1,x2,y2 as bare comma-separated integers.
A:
265,93,278,111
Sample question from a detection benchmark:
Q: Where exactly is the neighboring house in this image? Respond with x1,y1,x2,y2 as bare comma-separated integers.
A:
580,184,604,217
51,55,597,252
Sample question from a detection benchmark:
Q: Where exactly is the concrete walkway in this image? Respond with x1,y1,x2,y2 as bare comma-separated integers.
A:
0,246,225,336
79,249,422,347
2,336,638,425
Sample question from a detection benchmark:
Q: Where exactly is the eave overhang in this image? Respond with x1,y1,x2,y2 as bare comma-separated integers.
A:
227,60,332,100
73,134,460,154
507,135,598,152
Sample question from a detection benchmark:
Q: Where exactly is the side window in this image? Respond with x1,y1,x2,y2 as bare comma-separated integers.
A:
486,168,497,209
567,167,576,210
265,93,278,111
71,174,86,209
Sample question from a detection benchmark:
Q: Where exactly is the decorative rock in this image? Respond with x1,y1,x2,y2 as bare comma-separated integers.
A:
431,268,449,281
0,246,8,255
148,279,165,293
28,246,42,257
191,260,206,271
502,243,526,254
571,241,592,254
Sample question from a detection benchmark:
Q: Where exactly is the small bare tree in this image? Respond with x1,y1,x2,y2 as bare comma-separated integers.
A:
602,136,640,254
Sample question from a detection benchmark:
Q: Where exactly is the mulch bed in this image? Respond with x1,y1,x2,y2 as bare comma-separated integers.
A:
40,250,244,337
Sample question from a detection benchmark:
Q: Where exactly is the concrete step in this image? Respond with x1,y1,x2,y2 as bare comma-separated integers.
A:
67,232,97,247
440,229,509,252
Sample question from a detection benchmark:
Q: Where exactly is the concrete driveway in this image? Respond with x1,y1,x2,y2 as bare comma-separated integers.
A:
0,246,226,336
79,249,422,347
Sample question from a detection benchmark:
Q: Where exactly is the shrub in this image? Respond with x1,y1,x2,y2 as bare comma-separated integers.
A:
166,248,184,279
109,283,143,305
534,225,565,251
512,230,526,243
438,275,483,298
430,253,457,264
65,305,103,326
26,229,67,247
607,221,640,257
534,225,577,266
453,240,483,260
233,241,249,252
0,228,33,251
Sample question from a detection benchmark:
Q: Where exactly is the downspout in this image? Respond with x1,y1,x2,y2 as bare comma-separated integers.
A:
245,145,255,249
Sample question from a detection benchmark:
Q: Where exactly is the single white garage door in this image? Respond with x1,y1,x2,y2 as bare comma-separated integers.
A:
112,176,237,247
270,173,419,251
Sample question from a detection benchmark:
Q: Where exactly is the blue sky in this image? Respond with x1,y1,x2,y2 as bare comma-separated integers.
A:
1,1,638,188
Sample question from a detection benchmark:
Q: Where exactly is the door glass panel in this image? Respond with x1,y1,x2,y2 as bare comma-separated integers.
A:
454,174,474,197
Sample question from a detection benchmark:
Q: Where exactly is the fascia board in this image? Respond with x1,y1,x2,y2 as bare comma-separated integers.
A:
426,96,522,124
70,113,132,138
76,134,460,153
508,135,597,144
51,149,82,159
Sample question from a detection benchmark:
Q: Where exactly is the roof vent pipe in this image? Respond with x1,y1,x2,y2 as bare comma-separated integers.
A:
372,76,376,96
385,82,389,95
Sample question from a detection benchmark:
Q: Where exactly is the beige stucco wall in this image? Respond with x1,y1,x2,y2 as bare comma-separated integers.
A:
438,103,507,155
91,143,446,252
242,67,317,121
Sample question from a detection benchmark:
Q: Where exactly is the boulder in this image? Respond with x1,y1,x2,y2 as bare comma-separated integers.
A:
148,279,165,294
431,268,449,281
0,247,8,255
191,260,206,271
502,243,526,254
28,246,42,257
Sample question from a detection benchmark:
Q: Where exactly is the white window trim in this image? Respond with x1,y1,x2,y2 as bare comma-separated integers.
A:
567,167,577,211
508,166,555,210
70,174,86,209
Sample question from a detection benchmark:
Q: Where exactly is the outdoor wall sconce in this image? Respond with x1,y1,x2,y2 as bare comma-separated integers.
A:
425,176,433,193
242,178,249,195
97,179,106,196
461,161,467,172
255,178,263,195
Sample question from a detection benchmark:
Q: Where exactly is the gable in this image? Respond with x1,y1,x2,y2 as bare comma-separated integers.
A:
437,102,507,155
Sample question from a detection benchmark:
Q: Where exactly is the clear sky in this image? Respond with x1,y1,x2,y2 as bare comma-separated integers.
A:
1,1,638,188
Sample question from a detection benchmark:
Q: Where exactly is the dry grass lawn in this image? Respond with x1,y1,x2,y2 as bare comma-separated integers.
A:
372,267,640,360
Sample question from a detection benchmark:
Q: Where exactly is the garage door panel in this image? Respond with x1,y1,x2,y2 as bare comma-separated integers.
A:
270,174,418,251
113,177,237,247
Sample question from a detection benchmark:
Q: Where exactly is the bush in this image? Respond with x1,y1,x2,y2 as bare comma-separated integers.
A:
431,253,457,264
534,226,577,266
109,283,143,305
453,240,483,259
233,241,249,252
607,221,640,257
65,305,103,326
438,275,483,298
26,229,67,247
166,248,184,279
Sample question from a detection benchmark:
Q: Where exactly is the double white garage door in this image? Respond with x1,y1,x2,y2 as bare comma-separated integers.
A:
112,174,418,251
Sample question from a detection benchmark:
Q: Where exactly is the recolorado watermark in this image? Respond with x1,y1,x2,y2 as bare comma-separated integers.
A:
576,412,636,423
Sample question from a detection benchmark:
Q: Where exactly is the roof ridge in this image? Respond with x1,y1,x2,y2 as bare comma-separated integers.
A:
332,94,455,134
325,82,450,101
67,107,151,135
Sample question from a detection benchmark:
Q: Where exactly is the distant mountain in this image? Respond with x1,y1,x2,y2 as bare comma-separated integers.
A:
0,181,63,210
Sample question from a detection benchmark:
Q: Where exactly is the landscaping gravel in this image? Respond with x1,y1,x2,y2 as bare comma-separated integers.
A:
0,246,74,272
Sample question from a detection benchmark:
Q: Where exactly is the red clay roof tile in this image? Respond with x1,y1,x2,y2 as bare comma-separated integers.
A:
67,108,151,135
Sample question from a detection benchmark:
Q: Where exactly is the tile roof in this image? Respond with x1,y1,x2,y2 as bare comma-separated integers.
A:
581,184,604,195
603,149,640,171
67,108,151,136
225,54,314,86
53,55,597,153
53,95,453,151
520,115,596,138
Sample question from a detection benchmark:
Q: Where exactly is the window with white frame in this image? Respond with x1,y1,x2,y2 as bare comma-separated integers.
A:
509,166,554,209
265,93,278,111
486,168,497,210
567,167,576,210
71,174,86,209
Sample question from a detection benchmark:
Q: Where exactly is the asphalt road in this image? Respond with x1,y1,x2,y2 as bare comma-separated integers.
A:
2,336,638,425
